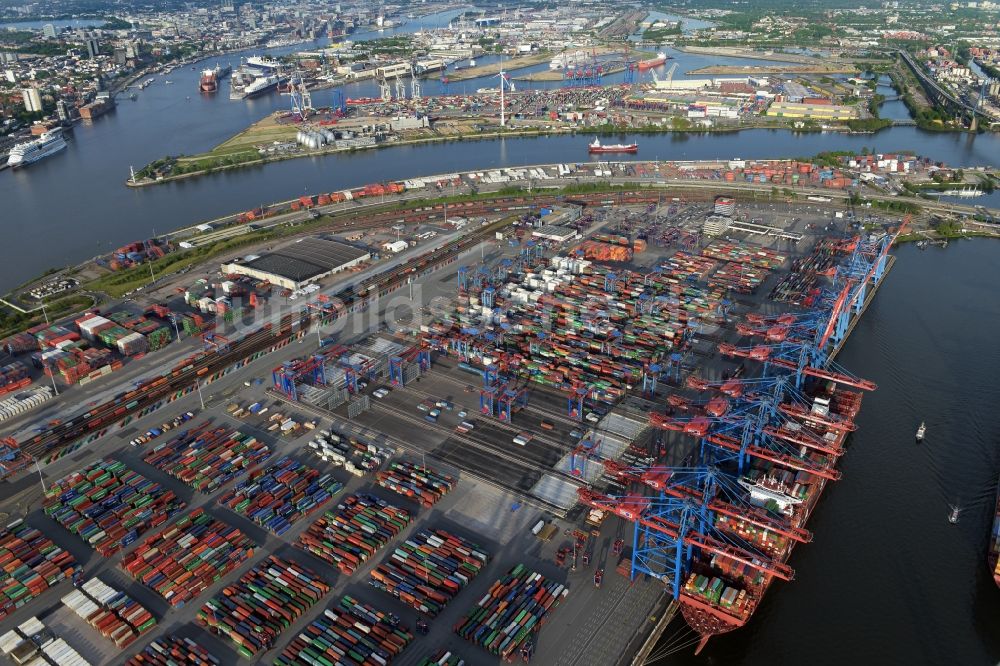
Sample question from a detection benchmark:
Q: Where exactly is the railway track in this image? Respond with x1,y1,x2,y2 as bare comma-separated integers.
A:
396,380,571,453
368,397,583,501
430,357,587,431
18,191,660,464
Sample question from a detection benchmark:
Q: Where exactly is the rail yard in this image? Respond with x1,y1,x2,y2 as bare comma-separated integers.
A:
0,184,903,665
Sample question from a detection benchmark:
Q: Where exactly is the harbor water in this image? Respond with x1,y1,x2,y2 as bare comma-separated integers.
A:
3,11,1000,663
656,239,1000,666
3,121,1000,292
2,6,1000,290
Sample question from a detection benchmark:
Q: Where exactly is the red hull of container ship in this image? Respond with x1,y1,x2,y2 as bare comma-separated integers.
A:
678,386,863,654
637,53,669,71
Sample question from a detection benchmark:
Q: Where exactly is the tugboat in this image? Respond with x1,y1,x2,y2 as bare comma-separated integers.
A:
915,421,926,442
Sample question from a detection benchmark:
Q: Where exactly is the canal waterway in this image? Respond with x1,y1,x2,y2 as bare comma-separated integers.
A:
0,18,105,30
656,239,1000,666
2,7,1000,293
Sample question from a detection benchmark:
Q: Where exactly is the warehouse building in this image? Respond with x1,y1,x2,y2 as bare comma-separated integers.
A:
221,237,370,290
532,225,578,243
766,100,858,121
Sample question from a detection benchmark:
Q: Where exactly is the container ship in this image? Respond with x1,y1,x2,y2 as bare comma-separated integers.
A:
199,64,231,93
588,138,638,154
79,96,116,120
7,128,67,168
637,52,670,70
990,478,1000,587
580,377,866,655
675,382,864,653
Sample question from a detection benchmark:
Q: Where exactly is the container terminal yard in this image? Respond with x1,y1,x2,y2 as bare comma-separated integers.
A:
0,176,908,665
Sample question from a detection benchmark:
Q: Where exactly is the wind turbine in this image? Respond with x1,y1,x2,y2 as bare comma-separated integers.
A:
496,61,515,127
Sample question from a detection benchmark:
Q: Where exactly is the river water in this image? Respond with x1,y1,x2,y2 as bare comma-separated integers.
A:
0,18,104,30
4,10,1000,664
656,239,1000,666
5,6,1000,291
8,8,1000,291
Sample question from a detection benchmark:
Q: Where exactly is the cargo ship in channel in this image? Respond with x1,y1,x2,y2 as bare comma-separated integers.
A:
6,128,67,168
199,64,231,93
990,478,1000,587
637,52,670,70
588,138,638,154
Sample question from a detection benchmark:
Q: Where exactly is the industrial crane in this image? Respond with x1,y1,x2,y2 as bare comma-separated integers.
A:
649,62,678,89
717,341,876,391
818,215,909,351
389,344,431,387
652,373,849,480
272,354,329,401
577,480,795,598
601,461,813,545
679,374,855,451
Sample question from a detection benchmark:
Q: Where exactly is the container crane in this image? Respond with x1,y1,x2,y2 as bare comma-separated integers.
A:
272,354,328,400
651,376,847,481
389,344,431,387
600,461,813,544
202,332,230,353
577,483,795,591
819,215,909,350
649,62,678,89
717,341,876,391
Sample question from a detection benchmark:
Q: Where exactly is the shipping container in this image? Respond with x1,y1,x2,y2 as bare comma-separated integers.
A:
370,528,489,617
0,521,76,622
217,456,343,535
125,634,220,666
143,423,272,493
275,595,413,666
43,459,186,557
119,509,255,607
197,555,329,659
297,494,410,575
454,564,568,660
375,461,456,508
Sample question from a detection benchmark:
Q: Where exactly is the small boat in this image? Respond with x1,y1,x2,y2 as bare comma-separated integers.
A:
915,421,926,441
949,504,961,524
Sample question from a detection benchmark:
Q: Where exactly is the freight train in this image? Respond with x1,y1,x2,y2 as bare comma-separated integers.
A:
16,191,660,465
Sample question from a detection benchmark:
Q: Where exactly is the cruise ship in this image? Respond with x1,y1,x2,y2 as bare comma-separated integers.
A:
230,56,283,100
7,129,67,168
244,73,280,98
245,56,281,72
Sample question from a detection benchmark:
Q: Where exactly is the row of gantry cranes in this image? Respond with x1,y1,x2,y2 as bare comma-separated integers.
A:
267,214,907,650
432,215,908,650
582,219,905,648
